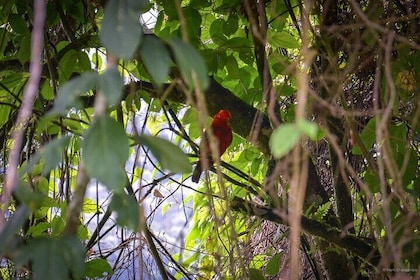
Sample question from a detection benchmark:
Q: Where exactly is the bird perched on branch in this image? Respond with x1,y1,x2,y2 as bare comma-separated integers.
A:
191,110,233,183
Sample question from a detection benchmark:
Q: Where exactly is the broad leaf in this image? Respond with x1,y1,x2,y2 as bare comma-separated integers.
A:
136,134,191,173
249,268,267,280
85,258,113,278
100,0,144,59
269,31,300,49
140,36,170,87
265,253,282,276
16,236,85,280
169,38,209,90
269,123,301,159
51,72,97,115
297,119,324,140
352,117,376,155
83,115,129,191
97,67,123,106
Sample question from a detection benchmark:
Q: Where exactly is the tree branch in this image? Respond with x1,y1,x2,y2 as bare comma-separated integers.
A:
230,196,380,266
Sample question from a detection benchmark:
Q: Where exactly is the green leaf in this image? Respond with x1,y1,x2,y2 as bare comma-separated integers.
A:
135,134,192,173
223,37,252,50
249,268,267,280
209,19,227,44
169,38,209,90
250,254,267,269
100,0,144,59
110,192,139,231
85,258,113,278
9,14,29,35
50,72,97,115
58,49,78,83
269,31,300,49
26,222,51,237
269,124,301,159
184,7,202,45
14,183,46,210
16,236,85,280
297,119,324,140
97,67,123,106
226,55,239,79
314,200,333,220
352,117,376,155
83,198,98,214
223,15,239,36
140,36,170,87
266,253,282,276
50,216,65,235
18,34,31,64
239,48,254,64
83,115,129,191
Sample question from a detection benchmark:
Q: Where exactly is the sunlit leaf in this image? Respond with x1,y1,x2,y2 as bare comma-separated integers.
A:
83,198,99,214
297,119,324,140
83,115,129,191
136,134,191,173
269,31,300,49
85,258,113,278
269,123,301,159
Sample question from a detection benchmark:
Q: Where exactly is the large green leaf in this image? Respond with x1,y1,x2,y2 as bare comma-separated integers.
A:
269,123,301,159
352,117,376,155
297,119,324,140
169,38,209,90
83,115,129,191
184,7,202,45
249,268,267,280
85,258,113,278
58,49,78,83
269,31,300,49
265,253,283,276
50,71,97,115
97,67,123,106
135,134,191,173
100,0,145,59
16,236,85,280
140,35,170,87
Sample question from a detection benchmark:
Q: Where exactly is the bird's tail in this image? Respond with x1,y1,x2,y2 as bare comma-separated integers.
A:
191,161,202,183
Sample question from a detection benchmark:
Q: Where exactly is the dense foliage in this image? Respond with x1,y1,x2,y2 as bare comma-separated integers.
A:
0,0,419,279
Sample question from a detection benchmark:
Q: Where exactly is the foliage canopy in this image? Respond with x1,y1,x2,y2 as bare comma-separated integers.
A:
0,0,419,279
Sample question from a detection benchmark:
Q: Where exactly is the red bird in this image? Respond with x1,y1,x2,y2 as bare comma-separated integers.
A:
191,110,233,183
